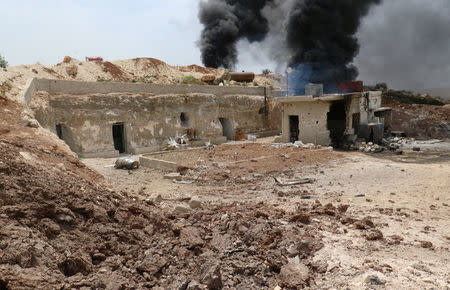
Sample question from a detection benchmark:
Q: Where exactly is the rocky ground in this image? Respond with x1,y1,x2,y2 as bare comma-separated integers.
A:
1,57,449,289
383,98,450,140
84,141,450,289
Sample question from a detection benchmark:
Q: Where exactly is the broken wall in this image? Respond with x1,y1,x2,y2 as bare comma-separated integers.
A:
32,92,268,157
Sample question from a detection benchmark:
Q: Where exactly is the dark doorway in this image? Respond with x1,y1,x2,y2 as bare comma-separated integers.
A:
180,113,189,128
289,115,299,143
112,123,125,154
327,101,347,147
219,118,234,140
56,124,64,140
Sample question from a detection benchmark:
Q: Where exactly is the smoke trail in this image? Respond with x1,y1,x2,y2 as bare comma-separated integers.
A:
198,0,272,68
199,0,381,93
355,0,450,91
286,0,381,93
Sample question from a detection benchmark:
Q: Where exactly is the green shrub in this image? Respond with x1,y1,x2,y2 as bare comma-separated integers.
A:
181,75,199,85
0,54,8,68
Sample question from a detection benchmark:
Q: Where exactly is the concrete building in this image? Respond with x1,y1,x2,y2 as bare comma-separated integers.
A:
275,91,391,146
26,79,272,158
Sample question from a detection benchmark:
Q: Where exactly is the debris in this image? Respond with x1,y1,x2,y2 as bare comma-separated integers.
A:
164,172,182,181
420,241,433,248
175,205,190,213
173,179,194,184
275,177,314,186
365,275,386,285
354,194,365,198
413,147,421,151
114,157,139,170
65,65,78,78
201,264,222,290
247,134,257,142
365,229,384,241
189,196,202,209
166,137,180,150
279,263,310,288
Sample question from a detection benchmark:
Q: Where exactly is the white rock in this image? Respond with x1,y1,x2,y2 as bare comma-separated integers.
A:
164,173,182,181
188,196,202,209
175,205,189,213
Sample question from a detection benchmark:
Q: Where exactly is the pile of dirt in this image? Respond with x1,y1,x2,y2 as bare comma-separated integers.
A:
0,57,278,104
0,98,366,289
383,97,450,140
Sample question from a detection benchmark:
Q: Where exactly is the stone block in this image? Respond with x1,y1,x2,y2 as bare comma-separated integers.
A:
140,156,178,172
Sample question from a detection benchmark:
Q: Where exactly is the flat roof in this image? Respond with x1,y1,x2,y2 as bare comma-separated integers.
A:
275,93,357,103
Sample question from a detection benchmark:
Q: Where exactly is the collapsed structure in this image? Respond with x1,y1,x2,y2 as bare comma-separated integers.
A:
275,83,392,146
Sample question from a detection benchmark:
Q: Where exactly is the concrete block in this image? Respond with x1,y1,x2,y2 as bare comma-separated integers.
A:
140,156,178,172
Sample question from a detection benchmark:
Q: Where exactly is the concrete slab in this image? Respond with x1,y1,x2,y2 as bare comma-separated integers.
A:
140,156,178,172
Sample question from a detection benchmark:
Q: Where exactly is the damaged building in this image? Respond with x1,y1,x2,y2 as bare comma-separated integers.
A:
26,79,271,158
275,82,392,146
24,78,391,158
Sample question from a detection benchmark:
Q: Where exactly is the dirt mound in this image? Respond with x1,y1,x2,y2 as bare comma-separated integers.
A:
100,62,129,82
179,64,219,75
0,99,359,288
383,98,450,140
0,57,250,103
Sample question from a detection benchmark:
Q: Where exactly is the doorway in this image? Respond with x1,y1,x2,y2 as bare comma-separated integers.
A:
112,123,126,154
56,124,64,140
327,101,347,146
219,118,234,140
289,115,299,143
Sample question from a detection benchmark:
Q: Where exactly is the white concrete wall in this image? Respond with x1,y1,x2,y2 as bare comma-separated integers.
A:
280,101,331,145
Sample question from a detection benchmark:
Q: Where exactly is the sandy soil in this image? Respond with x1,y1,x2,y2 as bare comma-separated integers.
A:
84,144,450,289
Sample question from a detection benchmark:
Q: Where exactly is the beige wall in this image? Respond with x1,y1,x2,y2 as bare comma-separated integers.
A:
32,92,268,157
23,78,268,105
280,101,331,145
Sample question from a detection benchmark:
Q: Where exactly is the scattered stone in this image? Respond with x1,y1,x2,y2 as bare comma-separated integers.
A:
365,275,386,285
201,264,222,290
63,56,72,63
164,172,182,181
289,213,311,224
365,229,383,241
201,74,215,84
420,241,433,248
275,177,314,186
189,196,202,209
279,263,310,288
355,194,365,198
412,147,421,152
153,194,163,203
175,205,189,213
66,65,78,77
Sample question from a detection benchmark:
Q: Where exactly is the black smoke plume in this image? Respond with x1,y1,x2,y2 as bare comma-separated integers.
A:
198,0,273,68
286,0,381,93
199,0,381,93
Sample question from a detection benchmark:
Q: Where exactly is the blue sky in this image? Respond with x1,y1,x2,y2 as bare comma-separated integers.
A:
1,0,203,66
